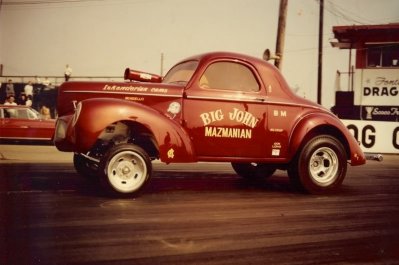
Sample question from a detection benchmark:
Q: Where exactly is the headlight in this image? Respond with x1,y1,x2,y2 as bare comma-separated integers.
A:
72,102,82,126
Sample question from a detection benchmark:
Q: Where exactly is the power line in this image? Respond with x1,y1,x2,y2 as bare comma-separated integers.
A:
323,0,378,25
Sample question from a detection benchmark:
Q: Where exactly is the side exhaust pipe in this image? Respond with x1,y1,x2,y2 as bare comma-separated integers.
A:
365,153,383,162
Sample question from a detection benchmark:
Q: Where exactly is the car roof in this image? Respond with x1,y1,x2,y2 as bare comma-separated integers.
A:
180,51,270,66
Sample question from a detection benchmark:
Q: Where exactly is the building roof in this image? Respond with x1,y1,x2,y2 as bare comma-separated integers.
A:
331,23,399,49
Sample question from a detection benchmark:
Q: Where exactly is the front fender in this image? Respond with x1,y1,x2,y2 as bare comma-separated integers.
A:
74,98,196,163
289,112,366,166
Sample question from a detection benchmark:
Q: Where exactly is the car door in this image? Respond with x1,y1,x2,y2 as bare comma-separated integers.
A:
1,107,31,139
183,60,269,159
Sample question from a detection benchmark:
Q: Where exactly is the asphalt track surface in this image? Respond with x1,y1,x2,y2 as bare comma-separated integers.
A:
1,145,399,264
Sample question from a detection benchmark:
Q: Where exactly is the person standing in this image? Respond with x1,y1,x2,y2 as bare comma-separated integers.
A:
5,79,15,97
64,64,72,81
24,80,34,97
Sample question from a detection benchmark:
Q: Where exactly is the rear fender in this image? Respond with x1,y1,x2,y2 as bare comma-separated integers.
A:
74,98,196,163
289,113,366,166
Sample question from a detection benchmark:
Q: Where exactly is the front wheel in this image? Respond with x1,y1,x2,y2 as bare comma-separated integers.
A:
99,144,152,197
288,135,347,194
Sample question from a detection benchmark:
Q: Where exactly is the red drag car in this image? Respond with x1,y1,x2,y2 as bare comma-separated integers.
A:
54,51,366,197
0,105,55,144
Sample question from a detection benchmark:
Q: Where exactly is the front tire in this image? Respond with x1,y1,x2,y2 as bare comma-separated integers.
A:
288,135,347,194
99,144,152,197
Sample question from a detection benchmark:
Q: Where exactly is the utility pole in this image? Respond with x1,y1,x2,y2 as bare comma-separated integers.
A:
274,0,288,70
317,0,324,105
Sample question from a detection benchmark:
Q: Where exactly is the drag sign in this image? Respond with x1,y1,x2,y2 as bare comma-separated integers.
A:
342,120,399,154
354,69,399,106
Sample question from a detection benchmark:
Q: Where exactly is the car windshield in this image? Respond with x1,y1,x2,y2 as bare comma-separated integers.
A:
2,107,41,119
163,60,198,85
28,108,41,119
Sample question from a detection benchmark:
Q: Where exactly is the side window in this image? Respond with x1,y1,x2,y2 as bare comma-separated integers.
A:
5,108,16,118
27,109,39,119
18,109,29,119
199,61,260,92
367,44,399,68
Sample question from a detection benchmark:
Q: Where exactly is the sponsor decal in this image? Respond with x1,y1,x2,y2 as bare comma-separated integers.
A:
124,96,144,102
272,142,281,149
271,142,282,156
272,149,280,156
273,109,287,117
167,148,175,159
140,73,152,80
270,128,284,132
199,108,259,139
167,102,181,118
103,84,168,93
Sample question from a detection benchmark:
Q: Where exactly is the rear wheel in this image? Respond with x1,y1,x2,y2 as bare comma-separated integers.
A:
231,162,276,180
99,144,152,197
288,135,347,194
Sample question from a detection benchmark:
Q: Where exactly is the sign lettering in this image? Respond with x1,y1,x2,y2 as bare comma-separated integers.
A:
200,108,260,139
343,120,398,154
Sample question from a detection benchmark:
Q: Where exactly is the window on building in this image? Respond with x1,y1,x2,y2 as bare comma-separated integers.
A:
199,61,259,92
367,43,399,68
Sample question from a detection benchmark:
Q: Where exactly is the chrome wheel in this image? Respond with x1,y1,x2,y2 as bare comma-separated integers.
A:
288,135,347,194
105,149,149,194
309,147,339,186
100,144,151,197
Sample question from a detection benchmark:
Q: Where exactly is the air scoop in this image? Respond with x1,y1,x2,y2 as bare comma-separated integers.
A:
124,68,162,83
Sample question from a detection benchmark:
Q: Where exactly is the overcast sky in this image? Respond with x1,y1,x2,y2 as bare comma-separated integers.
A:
1,0,399,107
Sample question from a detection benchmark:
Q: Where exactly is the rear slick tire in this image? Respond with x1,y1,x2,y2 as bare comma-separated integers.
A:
288,135,347,194
99,144,152,197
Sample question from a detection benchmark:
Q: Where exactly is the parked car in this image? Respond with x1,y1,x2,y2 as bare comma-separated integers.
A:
54,51,366,197
0,105,55,144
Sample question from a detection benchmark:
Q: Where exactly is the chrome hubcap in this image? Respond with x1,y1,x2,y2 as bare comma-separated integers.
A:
107,150,147,193
309,147,339,186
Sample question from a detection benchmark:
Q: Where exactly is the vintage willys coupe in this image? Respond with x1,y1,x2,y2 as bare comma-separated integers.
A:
54,52,366,196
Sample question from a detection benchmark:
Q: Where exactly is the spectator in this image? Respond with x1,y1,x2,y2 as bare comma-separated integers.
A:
42,77,50,86
25,95,33,107
17,94,27,105
24,81,34,97
64,64,72,81
40,105,51,119
6,79,15,97
4,95,17,106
